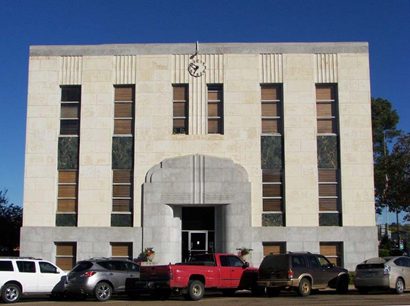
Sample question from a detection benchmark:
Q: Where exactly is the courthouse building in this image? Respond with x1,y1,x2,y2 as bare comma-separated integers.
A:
21,42,377,270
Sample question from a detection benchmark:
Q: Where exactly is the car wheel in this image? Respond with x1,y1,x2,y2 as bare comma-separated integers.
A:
356,287,368,294
185,280,204,301
297,278,311,297
266,287,280,297
395,278,405,294
336,275,349,294
94,281,112,301
1,283,21,303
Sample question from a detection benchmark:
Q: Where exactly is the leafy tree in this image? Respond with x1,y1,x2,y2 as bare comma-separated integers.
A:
385,134,410,219
371,98,401,213
0,190,22,255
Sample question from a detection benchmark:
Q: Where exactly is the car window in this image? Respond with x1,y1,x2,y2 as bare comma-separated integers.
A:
39,262,58,273
394,258,405,267
97,261,114,270
16,261,36,273
220,256,243,267
125,262,140,272
72,261,93,272
111,261,127,271
292,255,307,268
0,261,14,271
318,256,332,267
308,256,321,269
402,257,410,267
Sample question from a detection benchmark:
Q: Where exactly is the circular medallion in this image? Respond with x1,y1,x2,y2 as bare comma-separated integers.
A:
188,58,206,77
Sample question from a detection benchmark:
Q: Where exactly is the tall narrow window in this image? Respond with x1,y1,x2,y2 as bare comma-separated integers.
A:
320,242,343,266
55,242,76,271
57,86,80,227
173,85,188,134
112,86,134,227
316,84,341,226
207,85,224,134
261,84,284,226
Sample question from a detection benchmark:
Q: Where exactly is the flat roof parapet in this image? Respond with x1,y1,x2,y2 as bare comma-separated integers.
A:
30,42,368,56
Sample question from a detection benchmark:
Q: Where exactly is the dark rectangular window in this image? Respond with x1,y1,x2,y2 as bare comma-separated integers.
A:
207,85,223,134
261,84,284,226
173,85,188,134
112,86,134,227
0,261,13,271
16,261,36,273
316,84,341,226
57,86,80,227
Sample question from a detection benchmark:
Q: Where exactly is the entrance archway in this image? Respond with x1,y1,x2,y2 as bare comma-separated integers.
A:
142,154,251,264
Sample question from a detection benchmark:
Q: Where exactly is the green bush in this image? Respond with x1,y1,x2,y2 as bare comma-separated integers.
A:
379,248,390,257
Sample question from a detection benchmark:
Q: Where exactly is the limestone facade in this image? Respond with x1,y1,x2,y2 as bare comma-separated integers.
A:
21,43,377,270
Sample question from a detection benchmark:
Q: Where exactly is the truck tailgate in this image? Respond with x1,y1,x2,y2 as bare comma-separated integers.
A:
140,265,171,281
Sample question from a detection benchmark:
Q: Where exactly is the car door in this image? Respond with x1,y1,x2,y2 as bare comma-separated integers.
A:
37,261,65,293
111,261,131,292
306,255,327,288
219,255,245,288
124,261,140,292
395,257,410,286
15,261,37,293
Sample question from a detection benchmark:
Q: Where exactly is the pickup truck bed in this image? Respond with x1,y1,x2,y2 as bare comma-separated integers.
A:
134,253,258,300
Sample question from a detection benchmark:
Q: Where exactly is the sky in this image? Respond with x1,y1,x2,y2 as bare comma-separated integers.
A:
0,0,409,223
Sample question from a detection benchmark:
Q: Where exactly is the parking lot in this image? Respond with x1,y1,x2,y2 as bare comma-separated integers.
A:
12,290,410,306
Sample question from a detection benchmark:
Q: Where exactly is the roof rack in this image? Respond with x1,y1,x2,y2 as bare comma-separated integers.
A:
0,256,43,260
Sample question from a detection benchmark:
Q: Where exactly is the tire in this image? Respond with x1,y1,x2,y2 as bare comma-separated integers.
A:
94,281,113,301
1,283,21,303
266,287,280,297
395,278,405,294
185,280,205,301
336,275,349,294
222,289,236,296
251,285,266,296
297,278,311,297
357,287,368,294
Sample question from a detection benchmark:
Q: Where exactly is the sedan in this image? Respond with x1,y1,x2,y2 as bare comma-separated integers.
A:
355,256,410,294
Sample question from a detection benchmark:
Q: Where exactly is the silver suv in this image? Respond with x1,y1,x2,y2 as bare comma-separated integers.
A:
65,258,140,301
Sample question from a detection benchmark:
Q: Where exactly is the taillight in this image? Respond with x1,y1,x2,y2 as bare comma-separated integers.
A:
83,271,96,277
288,269,294,279
383,265,391,275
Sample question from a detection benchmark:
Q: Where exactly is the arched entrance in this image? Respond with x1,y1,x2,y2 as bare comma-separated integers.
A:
142,154,251,264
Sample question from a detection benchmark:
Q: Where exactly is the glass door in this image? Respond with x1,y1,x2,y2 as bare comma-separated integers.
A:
189,231,208,253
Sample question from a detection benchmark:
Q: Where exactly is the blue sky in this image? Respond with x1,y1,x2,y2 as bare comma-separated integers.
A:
0,0,409,223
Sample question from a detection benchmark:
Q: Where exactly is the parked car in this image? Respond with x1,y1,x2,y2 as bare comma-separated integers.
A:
355,256,410,294
257,252,349,297
65,258,140,301
134,253,258,301
0,257,66,303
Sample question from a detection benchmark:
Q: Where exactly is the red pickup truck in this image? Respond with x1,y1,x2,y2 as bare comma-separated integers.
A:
134,253,259,300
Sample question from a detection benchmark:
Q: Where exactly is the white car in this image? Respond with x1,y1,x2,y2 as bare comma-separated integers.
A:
0,257,66,303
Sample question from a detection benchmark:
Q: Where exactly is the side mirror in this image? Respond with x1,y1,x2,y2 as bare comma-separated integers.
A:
243,262,249,268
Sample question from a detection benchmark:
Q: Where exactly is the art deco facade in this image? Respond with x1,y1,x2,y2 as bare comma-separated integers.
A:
21,42,377,270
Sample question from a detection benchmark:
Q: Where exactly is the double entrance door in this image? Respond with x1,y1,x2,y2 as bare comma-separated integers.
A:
181,207,215,262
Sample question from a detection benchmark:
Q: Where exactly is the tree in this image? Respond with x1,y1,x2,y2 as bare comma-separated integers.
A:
0,190,22,255
371,98,401,213
385,134,410,219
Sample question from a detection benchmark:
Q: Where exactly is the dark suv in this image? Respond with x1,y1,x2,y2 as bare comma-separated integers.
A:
65,258,140,301
257,252,349,296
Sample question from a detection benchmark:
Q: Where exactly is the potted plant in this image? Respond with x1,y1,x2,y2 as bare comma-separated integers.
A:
144,247,155,263
237,247,253,261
